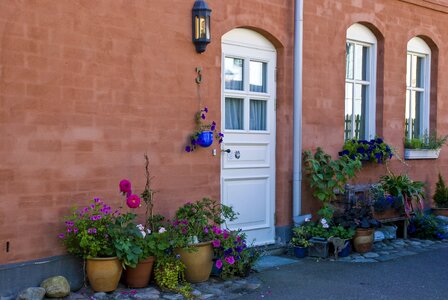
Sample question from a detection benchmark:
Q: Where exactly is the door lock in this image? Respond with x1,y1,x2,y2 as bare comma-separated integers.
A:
222,149,231,153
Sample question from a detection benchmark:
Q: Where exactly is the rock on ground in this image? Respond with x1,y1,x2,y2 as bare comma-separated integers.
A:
40,276,70,298
15,287,46,300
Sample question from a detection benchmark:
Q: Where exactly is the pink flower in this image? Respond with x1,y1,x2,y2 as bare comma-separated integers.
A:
225,256,235,265
119,179,132,195
212,239,221,248
126,194,141,208
215,259,223,269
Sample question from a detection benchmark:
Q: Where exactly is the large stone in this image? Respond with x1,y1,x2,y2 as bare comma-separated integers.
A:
40,276,70,298
16,287,46,300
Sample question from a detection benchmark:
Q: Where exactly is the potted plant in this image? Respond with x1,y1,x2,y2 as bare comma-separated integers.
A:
170,198,237,283
404,132,448,159
432,173,448,216
339,137,393,164
333,195,380,253
371,185,404,219
58,198,122,292
185,106,224,152
379,173,425,217
290,226,312,258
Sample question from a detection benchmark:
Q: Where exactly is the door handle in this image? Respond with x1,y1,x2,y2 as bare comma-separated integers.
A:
222,149,231,153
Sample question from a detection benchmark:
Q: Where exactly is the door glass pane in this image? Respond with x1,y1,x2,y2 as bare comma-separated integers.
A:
225,97,244,130
354,84,367,139
250,61,267,93
346,42,354,80
415,56,424,88
355,44,369,81
345,82,353,140
250,100,267,130
225,57,244,90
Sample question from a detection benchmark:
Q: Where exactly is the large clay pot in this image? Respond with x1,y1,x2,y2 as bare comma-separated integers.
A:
174,241,213,283
125,256,155,288
353,228,374,253
86,257,122,292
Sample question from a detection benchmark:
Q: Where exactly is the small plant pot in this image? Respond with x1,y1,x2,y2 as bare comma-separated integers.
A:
175,241,213,283
338,241,351,257
353,228,374,253
197,131,214,148
308,237,329,258
125,256,155,288
293,246,308,258
86,257,122,292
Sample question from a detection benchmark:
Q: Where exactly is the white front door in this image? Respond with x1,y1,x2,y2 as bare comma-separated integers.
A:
221,29,276,245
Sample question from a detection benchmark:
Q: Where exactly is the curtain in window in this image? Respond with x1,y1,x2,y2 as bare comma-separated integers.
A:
250,100,267,130
225,98,244,130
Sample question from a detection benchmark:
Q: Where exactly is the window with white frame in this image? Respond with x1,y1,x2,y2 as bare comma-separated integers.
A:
405,37,431,139
344,24,377,140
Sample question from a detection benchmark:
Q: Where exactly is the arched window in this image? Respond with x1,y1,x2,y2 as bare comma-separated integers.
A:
344,23,377,140
405,37,431,139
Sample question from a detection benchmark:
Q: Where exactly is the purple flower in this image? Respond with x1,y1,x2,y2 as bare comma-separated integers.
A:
94,197,101,203
224,248,233,255
218,132,224,137
215,259,223,269
211,124,216,131
58,233,65,239
201,113,206,120
225,256,235,265
219,138,223,144
67,228,72,233
223,230,229,240
235,246,243,253
203,227,209,234
185,146,191,152
73,228,79,234
65,221,74,227
90,204,95,209
212,240,221,248
204,107,208,113
88,228,97,234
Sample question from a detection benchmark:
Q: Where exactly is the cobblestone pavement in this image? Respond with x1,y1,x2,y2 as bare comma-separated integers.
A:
326,238,448,263
65,276,262,300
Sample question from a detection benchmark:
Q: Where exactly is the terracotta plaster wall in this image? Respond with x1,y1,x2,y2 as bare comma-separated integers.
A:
301,0,448,215
0,0,294,264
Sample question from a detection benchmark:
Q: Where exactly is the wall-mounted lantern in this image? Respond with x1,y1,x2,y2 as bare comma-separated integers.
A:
192,0,212,53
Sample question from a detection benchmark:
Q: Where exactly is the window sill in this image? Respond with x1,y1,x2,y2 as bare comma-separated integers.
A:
404,148,440,160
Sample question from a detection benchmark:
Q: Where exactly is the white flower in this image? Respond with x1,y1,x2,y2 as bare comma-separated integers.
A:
136,224,145,231
158,227,166,233
146,228,152,234
322,223,329,229
320,218,328,225
305,217,311,222
140,231,146,238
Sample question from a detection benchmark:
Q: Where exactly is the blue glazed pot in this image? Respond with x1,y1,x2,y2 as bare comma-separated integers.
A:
293,246,307,258
338,241,351,257
197,131,214,148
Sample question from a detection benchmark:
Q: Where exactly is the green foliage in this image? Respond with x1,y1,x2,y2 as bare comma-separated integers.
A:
303,147,362,220
302,221,354,239
340,137,393,164
154,256,192,299
379,173,425,216
433,173,448,208
171,198,238,248
59,198,117,259
290,226,312,247
408,214,448,240
404,132,448,150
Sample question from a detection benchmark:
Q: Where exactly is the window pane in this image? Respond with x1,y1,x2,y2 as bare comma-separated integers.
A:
410,91,423,139
406,54,411,87
225,57,244,90
355,44,369,81
415,56,424,88
405,90,410,137
250,61,267,93
225,98,244,130
354,84,367,139
250,100,267,130
345,82,353,140
346,42,354,80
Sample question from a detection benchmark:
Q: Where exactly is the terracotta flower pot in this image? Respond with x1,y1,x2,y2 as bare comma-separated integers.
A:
175,241,213,283
86,257,122,292
353,228,374,253
125,256,155,288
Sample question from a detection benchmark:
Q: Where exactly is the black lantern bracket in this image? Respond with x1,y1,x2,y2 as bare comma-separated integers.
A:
192,0,212,53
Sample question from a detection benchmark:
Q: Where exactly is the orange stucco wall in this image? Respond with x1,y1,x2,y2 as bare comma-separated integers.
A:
0,0,294,264
300,0,448,215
